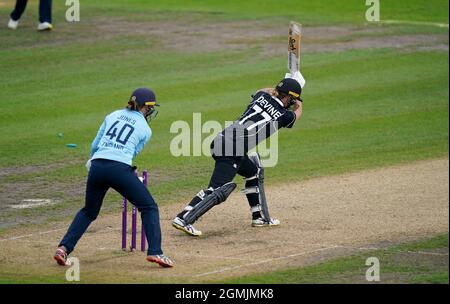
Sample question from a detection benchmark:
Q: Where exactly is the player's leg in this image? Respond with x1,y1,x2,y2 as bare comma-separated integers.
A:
237,153,280,227
54,160,109,265
38,0,52,24
109,163,173,267
10,0,28,23
236,155,262,221
37,0,53,31
172,157,239,236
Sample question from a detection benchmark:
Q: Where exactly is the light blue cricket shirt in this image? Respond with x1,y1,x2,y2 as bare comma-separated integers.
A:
90,109,152,166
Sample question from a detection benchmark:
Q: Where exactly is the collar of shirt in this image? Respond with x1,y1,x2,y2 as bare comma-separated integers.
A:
131,110,145,119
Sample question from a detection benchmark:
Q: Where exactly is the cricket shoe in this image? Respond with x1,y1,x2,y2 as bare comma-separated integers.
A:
53,246,68,266
172,217,202,236
146,254,174,268
37,22,53,31
8,18,19,30
251,217,280,227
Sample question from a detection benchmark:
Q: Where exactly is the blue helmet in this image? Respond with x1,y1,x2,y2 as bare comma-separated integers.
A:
128,88,159,121
129,88,158,107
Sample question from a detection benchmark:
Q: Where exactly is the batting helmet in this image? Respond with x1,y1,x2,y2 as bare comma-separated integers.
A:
275,78,302,99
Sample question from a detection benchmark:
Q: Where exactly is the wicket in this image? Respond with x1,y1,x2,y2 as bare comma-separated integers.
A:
121,170,148,252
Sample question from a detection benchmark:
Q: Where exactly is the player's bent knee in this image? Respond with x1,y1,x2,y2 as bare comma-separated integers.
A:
81,208,99,221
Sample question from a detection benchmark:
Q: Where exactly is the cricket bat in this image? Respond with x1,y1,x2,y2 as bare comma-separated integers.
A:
286,21,306,88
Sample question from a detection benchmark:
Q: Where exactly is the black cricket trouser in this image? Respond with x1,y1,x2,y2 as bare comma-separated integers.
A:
208,155,258,188
10,0,52,23
209,155,260,210
59,159,163,255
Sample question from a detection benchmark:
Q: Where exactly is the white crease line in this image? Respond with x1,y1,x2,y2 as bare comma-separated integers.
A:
241,239,379,251
357,247,380,251
175,253,253,261
379,20,449,28
0,225,122,242
0,228,66,242
99,247,130,251
193,245,341,277
0,233,33,241
10,239,56,245
10,199,59,209
405,250,449,256
238,238,336,247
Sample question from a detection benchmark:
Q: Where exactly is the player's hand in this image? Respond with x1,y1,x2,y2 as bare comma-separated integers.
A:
294,100,302,120
85,159,92,172
265,88,276,96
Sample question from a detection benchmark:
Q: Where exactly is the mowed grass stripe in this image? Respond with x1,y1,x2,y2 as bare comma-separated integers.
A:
1,49,447,171
80,0,449,24
276,109,448,179
1,49,447,124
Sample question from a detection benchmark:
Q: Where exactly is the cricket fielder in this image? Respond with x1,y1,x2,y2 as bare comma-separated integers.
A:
172,78,303,236
54,88,174,268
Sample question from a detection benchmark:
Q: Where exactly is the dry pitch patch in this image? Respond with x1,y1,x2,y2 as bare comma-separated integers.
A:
0,158,447,283
1,16,448,53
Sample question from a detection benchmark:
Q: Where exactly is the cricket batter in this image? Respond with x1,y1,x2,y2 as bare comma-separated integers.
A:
54,88,174,268
172,78,303,236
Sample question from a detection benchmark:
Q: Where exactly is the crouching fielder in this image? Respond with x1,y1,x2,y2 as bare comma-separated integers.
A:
54,88,174,268
172,78,303,236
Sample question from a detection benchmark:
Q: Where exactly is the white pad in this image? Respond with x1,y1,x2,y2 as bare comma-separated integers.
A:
285,70,306,88
251,205,262,213
242,187,259,195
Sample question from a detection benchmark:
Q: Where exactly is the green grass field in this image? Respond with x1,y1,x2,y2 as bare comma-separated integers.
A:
220,234,449,284
0,0,448,284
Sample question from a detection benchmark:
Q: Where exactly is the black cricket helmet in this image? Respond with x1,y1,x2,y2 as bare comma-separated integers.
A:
276,78,302,99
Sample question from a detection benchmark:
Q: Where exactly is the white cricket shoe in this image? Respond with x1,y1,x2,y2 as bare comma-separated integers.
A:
146,254,174,268
251,217,280,227
172,217,202,236
37,22,53,31
8,18,19,30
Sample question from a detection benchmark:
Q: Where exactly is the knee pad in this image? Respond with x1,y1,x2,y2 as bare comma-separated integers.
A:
243,178,259,193
241,152,272,221
242,152,263,196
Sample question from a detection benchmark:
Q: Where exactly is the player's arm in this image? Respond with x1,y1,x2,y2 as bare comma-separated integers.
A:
133,128,152,159
253,88,276,96
90,120,106,157
280,101,302,129
292,100,302,121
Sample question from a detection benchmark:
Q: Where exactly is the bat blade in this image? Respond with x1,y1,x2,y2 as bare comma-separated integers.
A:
288,21,302,74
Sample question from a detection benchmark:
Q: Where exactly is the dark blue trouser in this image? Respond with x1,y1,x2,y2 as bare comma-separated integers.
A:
59,159,163,255
10,0,52,23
